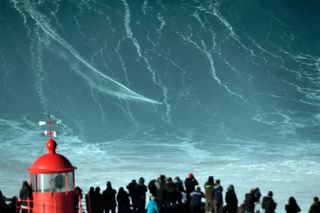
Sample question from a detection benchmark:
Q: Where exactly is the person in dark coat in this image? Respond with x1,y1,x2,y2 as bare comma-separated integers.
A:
253,188,261,203
117,187,130,213
184,173,198,208
126,179,138,211
164,177,178,213
0,191,9,213
174,176,185,213
225,185,238,213
261,191,277,213
154,175,166,211
86,187,95,213
309,197,320,213
213,179,223,213
8,196,17,213
19,181,32,213
189,186,204,213
74,187,83,213
95,187,104,213
244,189,255,213
285,197,301,213
135,177,148,213
102,182,117,213
148,179,157,198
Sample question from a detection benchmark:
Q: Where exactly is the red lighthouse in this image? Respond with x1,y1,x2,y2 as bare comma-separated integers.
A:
27,117,77,213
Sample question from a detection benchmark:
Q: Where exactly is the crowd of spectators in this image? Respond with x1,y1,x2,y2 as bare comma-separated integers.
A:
1,173,320,213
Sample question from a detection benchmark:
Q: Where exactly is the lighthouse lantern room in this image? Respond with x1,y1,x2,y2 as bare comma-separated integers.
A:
28,116,77,213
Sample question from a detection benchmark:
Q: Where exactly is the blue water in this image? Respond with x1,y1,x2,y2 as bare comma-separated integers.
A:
1,0,320,211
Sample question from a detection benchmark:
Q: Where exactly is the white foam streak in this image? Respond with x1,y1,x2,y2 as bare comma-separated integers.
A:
120,0,172,122
180,34,243,101
11,0,160,105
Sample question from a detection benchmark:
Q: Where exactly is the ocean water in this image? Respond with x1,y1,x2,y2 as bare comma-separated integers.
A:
1,0,320,212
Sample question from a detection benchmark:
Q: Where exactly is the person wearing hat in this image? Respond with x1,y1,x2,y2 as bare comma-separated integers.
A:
185,172,199,207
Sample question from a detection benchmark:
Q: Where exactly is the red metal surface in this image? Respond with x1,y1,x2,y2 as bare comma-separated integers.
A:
30,192,75,213
28,139,76,173
26,116,77,213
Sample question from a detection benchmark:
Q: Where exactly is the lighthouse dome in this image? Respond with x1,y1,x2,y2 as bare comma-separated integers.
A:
28,138,76,173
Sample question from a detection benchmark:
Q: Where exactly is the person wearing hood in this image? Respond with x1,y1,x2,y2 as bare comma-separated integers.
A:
285,197,300,213
213,179,223,213
116,187,130,213
19,181,32,213
185,173,199,207
225,185,238,213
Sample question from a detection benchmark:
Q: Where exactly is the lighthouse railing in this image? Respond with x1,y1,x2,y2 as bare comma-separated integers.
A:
16,198,33,213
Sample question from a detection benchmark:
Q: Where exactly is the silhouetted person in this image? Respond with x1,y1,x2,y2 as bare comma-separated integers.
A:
19,181,32,213
164,177,178,212
74,187,83,213
117,187,130,213
8,196,17,213
213,179,223,213
225,185,238,213
0,191,9,213
238,201,245,213
146,193,159,213
262,191,276,213
244,189,255,213
309,197,320,213
148,179,157,197
155,175,166,211
174,176,185,213
253,188,261,203
285,197,300,213
95,187,104,213
126,179,138,211
184,173,198,208
86,187,95,213
204,176,214,213
190,186,204,213
102,182,117,213
135,177,148,213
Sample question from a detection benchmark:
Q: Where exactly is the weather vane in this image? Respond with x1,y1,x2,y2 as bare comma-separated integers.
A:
39,114,61,139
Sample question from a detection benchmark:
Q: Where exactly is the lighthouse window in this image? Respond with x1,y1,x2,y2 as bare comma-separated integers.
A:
52,172,74,192
37,174,51,192
34,172,74,192
52,174,65,192
66,172,74,191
